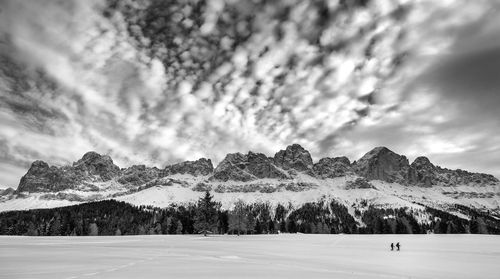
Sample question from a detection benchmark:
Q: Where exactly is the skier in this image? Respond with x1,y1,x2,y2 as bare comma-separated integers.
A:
396,242,400,251
390,243,394,251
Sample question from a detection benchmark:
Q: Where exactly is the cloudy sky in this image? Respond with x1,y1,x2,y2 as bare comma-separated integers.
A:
0,0,499,188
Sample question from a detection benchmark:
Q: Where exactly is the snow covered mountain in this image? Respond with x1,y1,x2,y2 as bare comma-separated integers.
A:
1,144,499,222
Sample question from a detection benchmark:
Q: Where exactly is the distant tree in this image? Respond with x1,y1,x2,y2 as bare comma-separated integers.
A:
246,212,256,234
89,223,99,236
50,218,61,236
217,211,229,234
194,191,220,236
268,220,275,234
165,217,173,234
471,217,489,234
395,218,412,234
310,223,319,234
115,228,122,236
154,223,162,234
2,198,499,237
446,221,457,234
138,225,146,235
228,200,248,235
433,220,447,234
275,204,287,222
286,219,297,233
373,218,383,234
318,222,330,234
26,222,38,236
279,221,287,233
176,220,183,234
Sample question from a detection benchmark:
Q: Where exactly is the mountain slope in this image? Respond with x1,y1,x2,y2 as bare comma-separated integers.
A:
1,144,499,222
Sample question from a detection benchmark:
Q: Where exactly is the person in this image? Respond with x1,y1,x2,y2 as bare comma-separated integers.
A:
396,242,400,251
390,243,394,251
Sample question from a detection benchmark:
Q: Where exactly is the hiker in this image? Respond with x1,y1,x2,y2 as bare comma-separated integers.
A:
396,242,400,251
390,243,394,251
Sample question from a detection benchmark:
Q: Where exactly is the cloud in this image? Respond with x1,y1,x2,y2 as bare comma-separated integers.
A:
0,0,499,188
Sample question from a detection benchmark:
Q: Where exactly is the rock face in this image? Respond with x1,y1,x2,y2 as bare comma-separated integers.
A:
245,152,290,179
274,144,314,174
211,153,256,182
354,147,411,184
118,165,160,186
212,152,289,182
18,152,122,192
408,156,499,187
313,157,353,178
409,157,437,187
438,168,499,186
72,152,121,181
14,146,500,193
18,161,82,192
345,178,374,189
0,187,15,196
354,150,499,186
163,158,213,176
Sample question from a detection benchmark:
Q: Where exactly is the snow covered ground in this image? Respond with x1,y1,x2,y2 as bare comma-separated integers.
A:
2,173,499,216
0,195,81,212
0,234,499,279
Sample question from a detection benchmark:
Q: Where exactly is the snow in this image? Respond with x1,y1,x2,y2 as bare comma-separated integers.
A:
0,234,499,279
115,178,429,214
116,185,201,207
1,175,499,219
113,177,499,216
0,195,78,212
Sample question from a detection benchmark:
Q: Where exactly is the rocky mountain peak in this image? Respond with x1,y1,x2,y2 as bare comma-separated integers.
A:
313,157,353,179
18,161,76,193
13,146,500,194
273,144,314,173
409,156,437,187
354,146,410,184
79,151,103,162
360,146,392,159
212,151,290,182
17,152,122,193
163,158,214,177
73,151,121,181
412,156,434,168
212,153,256,182
28,160,50,173
119,165,160,186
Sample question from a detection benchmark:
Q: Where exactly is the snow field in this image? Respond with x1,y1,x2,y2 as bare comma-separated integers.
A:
0,234,499,279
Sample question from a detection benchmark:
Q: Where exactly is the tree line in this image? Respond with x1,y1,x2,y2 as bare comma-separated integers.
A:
0,191,498,236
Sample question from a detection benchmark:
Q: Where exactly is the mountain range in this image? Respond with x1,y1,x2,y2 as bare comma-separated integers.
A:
1,144,499,221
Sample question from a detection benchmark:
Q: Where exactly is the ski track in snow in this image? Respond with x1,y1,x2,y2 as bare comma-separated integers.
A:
1,235,500,279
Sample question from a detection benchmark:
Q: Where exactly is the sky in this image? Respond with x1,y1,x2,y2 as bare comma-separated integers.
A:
0,0,499,188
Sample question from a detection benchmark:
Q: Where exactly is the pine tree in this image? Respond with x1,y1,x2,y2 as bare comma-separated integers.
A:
471,217,489,234
165,217,173,234
176,220,183,234
50,218,61,236
88,223,99,236
27,221,38,236
193,191,220,236
138,225,146,235
246,212,256,234
228,200,248,235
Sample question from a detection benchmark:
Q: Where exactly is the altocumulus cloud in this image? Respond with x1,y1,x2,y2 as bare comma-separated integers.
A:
0,0,499,188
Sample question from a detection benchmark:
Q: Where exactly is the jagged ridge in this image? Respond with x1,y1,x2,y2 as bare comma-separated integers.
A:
14,144,499,193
